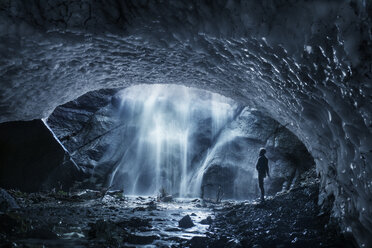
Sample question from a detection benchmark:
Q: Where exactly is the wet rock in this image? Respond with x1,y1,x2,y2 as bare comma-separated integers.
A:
133,207,146,212
187,236,209,247
191,213,197,216
30,194,49,203
0,214,22,235
146,201,157,211
0,189,19,212
159,195,173,202
208,235,231,248
0,190,216,247
76,190,102,200
178,215,194,228
126,234,159,245
88,219,124,245
107,190,124,198
25,227,58,239
120,217,152,228
200,216,213,225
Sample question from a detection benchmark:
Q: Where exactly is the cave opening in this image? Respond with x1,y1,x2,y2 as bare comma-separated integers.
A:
0,84,330,247
1,0,371,247
46,84,316,202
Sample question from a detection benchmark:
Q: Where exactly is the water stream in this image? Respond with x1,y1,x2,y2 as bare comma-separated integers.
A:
108,85,238,197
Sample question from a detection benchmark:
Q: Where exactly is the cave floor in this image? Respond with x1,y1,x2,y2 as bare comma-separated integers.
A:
0,182,355,248
0,191,214,247
206,183,355,248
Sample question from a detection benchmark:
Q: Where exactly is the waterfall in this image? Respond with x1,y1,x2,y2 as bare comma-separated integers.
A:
108,84,238,197
187,129,240,197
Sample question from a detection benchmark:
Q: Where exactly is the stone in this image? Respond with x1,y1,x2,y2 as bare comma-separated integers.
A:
0,213,21,235
187,236,209,247
178,215,194,228
25,227,58,240
160,195,173,202
126,234,159,245
88,219,122,241
76,190,101,200
0,120,83,192
121,217,152,228
0,189,19,212
200,216,213,225
146,201,157,211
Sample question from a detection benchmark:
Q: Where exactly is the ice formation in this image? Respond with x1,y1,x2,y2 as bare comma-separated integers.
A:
0,1,371,246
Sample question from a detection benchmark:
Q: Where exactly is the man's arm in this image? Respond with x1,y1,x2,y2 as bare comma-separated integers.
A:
265,159,270,178
256,158,260,171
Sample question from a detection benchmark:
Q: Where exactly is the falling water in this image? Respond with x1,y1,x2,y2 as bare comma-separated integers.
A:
108,84,238,197
187,129,241,197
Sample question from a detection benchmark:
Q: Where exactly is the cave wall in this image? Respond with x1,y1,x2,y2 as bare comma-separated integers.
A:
0,0,371,246
47,88,121,174
0,120,82,192
201,108,314,199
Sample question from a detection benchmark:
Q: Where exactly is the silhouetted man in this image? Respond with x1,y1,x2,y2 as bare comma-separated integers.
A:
256,148,270,202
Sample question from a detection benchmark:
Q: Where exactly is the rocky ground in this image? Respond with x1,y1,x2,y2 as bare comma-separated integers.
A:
202,186,356,247
0,173,356,248
190,169,356,248
0,189,214,247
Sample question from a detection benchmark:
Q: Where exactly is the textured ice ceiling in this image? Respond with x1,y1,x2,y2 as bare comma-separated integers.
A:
0,0,371,246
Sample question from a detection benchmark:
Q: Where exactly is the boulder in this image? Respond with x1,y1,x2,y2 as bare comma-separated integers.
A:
0,120,83,192
178,215,194,228
200,216,213,225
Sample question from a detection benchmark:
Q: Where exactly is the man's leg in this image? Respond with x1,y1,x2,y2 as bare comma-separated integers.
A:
258,176,264,201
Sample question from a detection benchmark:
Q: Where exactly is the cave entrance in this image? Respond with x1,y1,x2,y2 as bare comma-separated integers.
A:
47,84,315,201
0,84,330,247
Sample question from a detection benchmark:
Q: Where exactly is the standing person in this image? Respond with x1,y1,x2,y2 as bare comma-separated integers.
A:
256,148,270,202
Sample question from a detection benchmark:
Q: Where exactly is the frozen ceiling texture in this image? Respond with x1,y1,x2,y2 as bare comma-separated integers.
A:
0,0,371,246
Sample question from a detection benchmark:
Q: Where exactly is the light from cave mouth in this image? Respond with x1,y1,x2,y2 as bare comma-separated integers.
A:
107,84,239,197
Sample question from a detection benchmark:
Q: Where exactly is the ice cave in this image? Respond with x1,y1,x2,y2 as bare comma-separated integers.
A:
0,1,371,247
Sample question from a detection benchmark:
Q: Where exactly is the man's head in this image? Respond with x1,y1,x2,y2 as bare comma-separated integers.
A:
259,148,266,156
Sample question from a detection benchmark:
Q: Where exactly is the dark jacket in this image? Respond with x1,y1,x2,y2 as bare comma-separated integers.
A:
256,155,269,178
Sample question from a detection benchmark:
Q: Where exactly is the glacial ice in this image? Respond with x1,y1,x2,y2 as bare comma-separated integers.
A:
0,0,371,246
